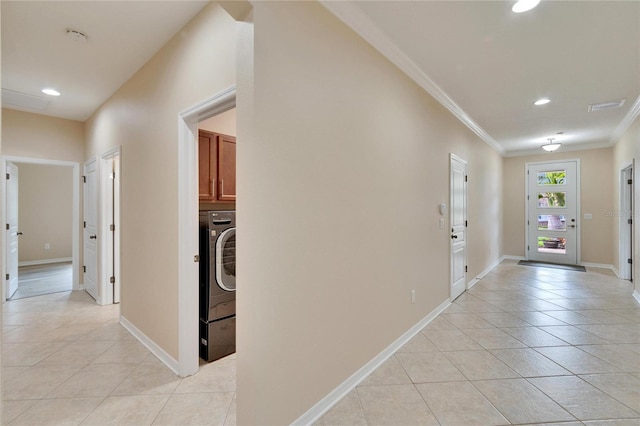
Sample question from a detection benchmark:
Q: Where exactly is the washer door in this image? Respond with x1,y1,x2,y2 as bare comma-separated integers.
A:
215,227,236,291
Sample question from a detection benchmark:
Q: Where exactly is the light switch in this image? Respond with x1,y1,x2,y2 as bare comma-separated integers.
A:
439,218,445,229
584,213,592,220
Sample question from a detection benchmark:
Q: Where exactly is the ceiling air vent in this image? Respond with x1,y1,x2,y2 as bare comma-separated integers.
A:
588,98,626,112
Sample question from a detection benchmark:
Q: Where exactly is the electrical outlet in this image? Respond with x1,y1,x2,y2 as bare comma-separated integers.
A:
44,243,50,250
410,289,416,304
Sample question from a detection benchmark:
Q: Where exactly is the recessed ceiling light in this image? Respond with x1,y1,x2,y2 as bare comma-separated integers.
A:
42,88,61,96
512,0,541,13
534,98,550,106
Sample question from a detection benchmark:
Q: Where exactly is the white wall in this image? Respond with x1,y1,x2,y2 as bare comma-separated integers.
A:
2,109,84,163
17,164,73,263
237,2,503,423
199,107,236,136
84,3,237,360
503,148,615,265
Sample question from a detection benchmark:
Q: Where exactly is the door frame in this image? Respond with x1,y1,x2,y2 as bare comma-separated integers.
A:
619,161,634,280
1,156,81,301
177,86,236,376
525,159,581,264
100,147,122,304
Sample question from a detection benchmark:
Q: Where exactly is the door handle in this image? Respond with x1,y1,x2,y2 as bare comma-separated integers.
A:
569,225,576,228
17,232,23,236
89,234,97,239
451,235,458,239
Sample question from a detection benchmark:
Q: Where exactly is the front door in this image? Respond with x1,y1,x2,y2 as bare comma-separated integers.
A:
527,161,579,265
6,162,19,299
450,154,467,300
83,159,99,300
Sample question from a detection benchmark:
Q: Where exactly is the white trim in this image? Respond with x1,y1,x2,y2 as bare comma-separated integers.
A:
18,257,72,267
610,94,640,146
292,298,451,426
121,315,179,375
1,156,81,302
178,86,237,377
633,290,640,304
320,2,504,156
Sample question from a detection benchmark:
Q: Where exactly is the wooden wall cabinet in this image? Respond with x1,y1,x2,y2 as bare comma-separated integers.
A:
199,130,236,203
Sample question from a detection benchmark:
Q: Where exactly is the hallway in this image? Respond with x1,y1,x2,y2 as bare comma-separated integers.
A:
2,260,639,425
317,260,640,425
2,291,236,425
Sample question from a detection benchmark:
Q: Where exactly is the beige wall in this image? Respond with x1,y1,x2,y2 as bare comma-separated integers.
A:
199,107,236,136
2,108,84,162
17,164,73,263
84,3,237,359
612,116,640,290
503,148,614,265
237,2,503,423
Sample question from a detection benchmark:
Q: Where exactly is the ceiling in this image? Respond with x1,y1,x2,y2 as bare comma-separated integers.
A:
2,1,639,156
1,1,209,122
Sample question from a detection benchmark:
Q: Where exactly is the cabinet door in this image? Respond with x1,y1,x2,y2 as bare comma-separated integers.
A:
217,135,236,201
198,131,217,201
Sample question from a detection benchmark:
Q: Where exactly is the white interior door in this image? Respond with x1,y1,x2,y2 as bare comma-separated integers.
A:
83,159,99,301
100,152,121,305
450,154,467,300
6,162,20,299
527,161,579,265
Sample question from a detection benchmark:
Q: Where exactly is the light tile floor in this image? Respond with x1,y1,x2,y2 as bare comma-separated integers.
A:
2,291,236,425
316,260,640,426
3,260,639,425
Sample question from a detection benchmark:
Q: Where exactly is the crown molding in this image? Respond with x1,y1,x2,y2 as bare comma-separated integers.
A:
320,1,505,156
609,94,640,146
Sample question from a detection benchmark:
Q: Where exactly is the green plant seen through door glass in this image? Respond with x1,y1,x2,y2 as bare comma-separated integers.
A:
537,170,566,207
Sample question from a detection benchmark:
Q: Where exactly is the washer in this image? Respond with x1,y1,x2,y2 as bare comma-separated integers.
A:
199,210,236,362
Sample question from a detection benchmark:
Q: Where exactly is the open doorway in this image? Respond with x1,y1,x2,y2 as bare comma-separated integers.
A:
178,86,236,376
2,156,81,302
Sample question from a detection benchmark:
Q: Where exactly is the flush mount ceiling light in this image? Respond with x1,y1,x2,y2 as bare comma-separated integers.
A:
534,98,550,106
541,138,561,152
512,0,541,13
42,88,61,96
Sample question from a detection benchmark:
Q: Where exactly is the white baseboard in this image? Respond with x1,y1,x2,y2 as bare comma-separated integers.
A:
468,256,505,289
292,298,451,426
18,257,72,267
120,315,180,376
633,290,640,304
